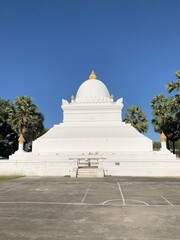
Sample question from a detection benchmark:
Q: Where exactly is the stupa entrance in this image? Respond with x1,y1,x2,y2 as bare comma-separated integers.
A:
76,157,101,177
77,158,99,169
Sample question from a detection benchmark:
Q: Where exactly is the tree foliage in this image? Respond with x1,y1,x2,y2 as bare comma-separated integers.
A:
166,71,180,93
0,96,45,157
0,98,18,158
7,96,45,142
151,95,171,132
151,72,180,153
123,106,148,133
153,141,161,149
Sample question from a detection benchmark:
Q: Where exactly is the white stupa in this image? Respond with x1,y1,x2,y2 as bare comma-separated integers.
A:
33,71,152,153
0,71,179,177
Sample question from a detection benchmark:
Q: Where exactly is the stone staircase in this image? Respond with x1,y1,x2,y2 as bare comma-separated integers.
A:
77,168,102,177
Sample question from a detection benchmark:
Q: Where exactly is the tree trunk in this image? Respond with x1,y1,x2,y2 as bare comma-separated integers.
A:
172,141,175,154
166,138,170,150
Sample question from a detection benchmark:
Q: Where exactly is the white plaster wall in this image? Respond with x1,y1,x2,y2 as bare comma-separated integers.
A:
62,104,123,122
32,138,153,152
102,161,180,177
1,156,180,177
0,159,77,176
33,123,152,152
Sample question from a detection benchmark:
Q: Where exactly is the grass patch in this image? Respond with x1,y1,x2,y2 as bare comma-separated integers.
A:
0,175,24,181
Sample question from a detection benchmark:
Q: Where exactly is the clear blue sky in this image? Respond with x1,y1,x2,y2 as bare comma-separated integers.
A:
0,0,179,141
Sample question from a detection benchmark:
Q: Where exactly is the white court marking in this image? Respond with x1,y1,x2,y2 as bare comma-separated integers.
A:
0,181,178,207
0,201,177,207
0,187,7,191
36,188,49,192
0,183,22,192
81,184,91,203
125,199,149,206
118,182,125,205
147,184,174,207
102,198,122,205
102,198,149,206
124,217,134,222
0,186,21,194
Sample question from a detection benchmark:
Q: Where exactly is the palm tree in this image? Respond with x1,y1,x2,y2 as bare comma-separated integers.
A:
166,71,180,117
166,71,180,93
151,94,179,153
7,96,45,150
0,98,18,157
165,71,180,153
123,106,148,133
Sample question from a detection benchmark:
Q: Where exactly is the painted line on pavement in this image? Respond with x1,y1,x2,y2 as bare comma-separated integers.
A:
103,198,149,206
118,182,125,205
0,201,177,207
102,198,122,205
0,187,7,191
125,199,149,206
0,186,21,194
148,184,174,207
81,184,91,203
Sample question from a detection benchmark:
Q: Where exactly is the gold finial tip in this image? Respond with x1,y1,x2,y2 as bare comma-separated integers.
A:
18,134,25,144
71,95,75,100
89,70,97,80
110,94,114,99
160,132,167,142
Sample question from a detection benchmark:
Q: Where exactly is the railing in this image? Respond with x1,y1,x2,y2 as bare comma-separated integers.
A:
70,158,99,168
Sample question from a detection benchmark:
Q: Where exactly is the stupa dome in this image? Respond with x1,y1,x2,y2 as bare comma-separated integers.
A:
76,71,110,102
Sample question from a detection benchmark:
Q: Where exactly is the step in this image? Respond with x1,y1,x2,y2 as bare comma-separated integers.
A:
77,168,99,177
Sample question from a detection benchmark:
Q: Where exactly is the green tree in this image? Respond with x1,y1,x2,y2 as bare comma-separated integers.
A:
166,71,180,153
166,71,180,119
0,98,18,158
166,71,180,93
151,94,171,132
153,141,161,149
123,106,148,133
7,96,45,149
151,71,180,154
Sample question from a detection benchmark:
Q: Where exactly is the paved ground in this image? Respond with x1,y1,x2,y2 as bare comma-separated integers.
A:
0,176,180,240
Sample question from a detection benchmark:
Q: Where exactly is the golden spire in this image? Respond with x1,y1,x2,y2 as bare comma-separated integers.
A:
18,134,25,144
89,70,97,80
71,95,75,101
110,94,114,99
160,132,167,142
